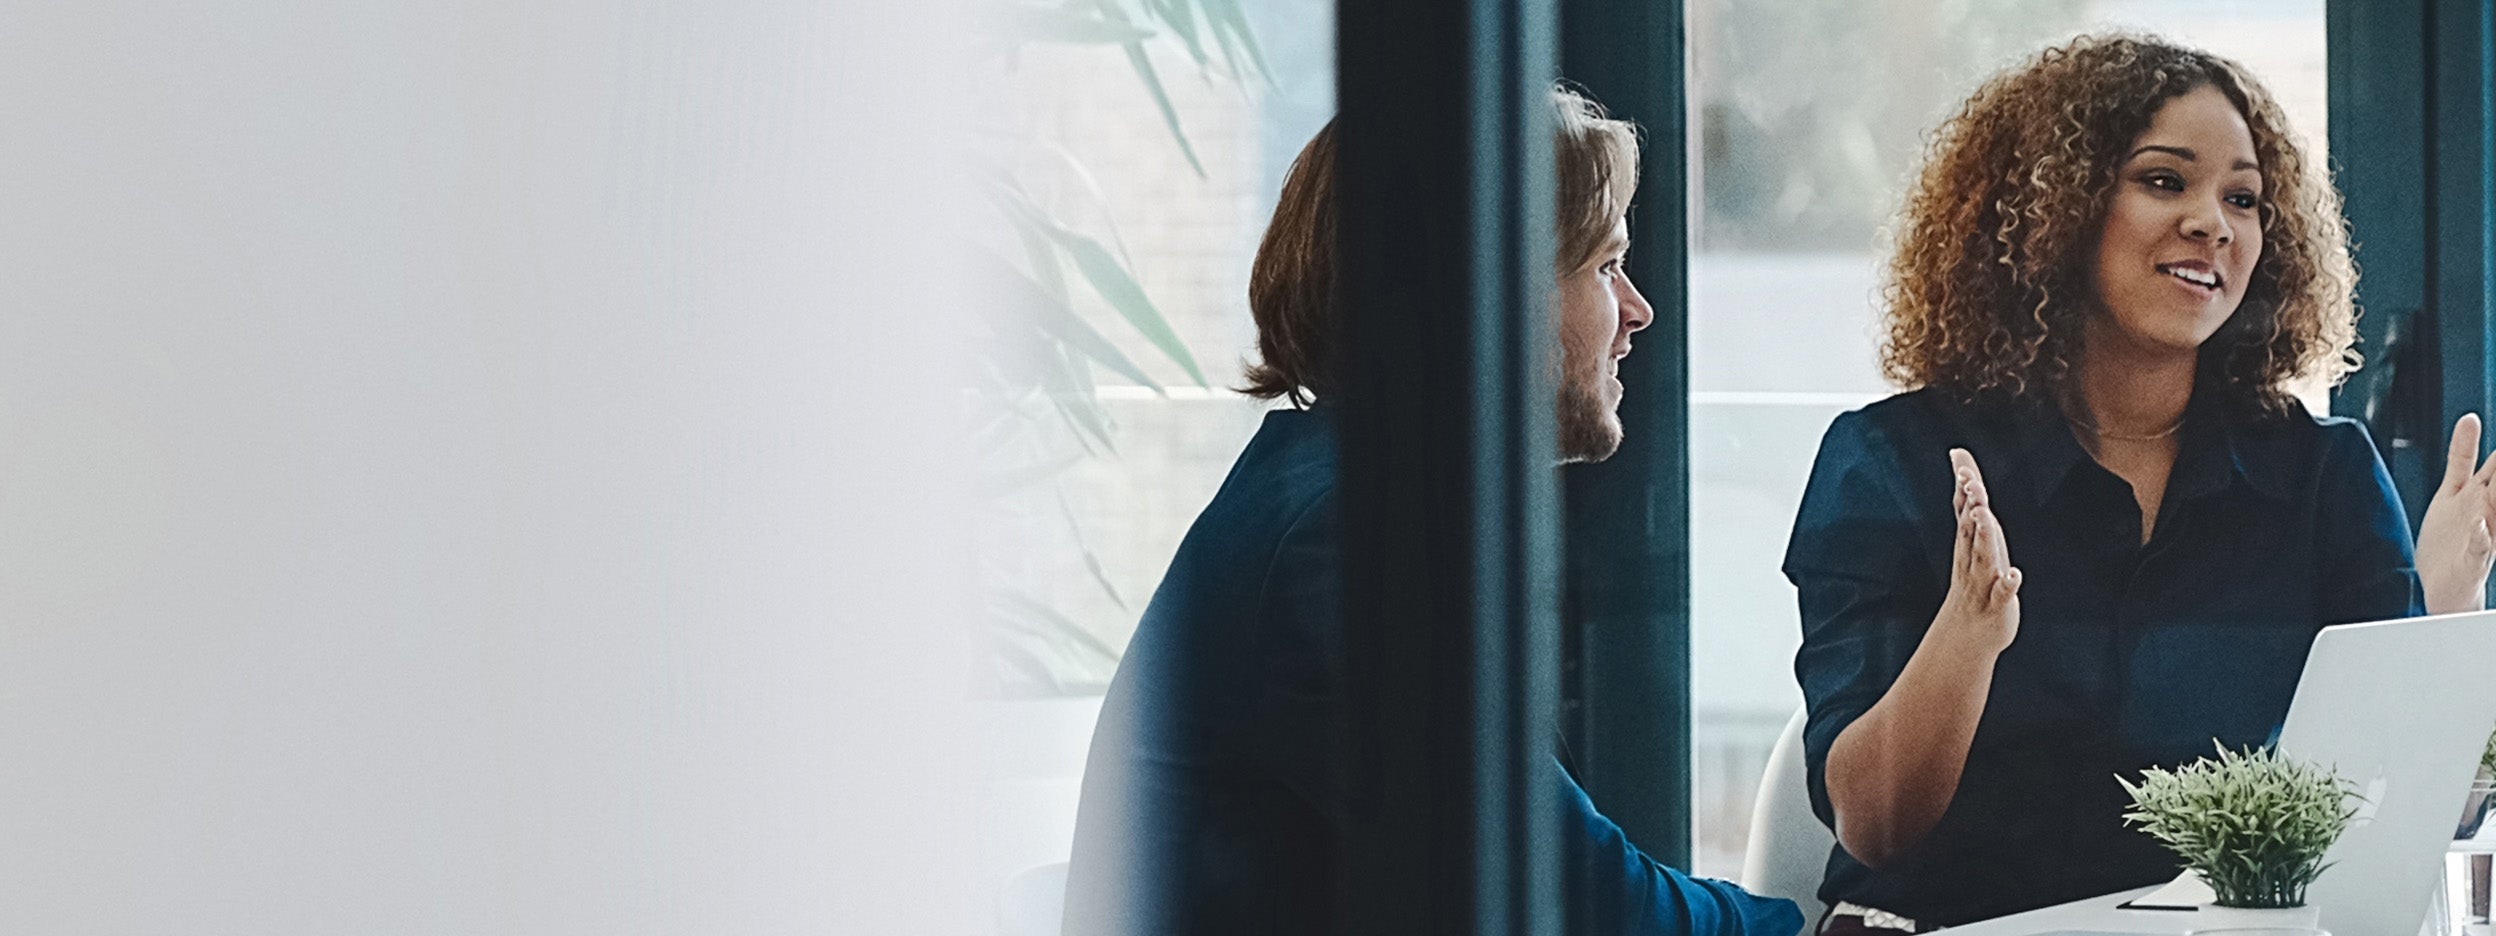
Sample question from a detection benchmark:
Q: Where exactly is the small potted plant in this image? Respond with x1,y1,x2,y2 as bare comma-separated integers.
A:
2459,727,2496,840
2119,742,2363,909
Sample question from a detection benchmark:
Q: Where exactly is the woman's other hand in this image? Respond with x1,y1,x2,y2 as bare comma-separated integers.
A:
1937,448,2023,653
2419,413,2496,614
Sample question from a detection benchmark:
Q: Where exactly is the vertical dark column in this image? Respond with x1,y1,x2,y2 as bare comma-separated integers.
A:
2331,0,2435,517
2332,0,2496,534
1557,0,1691,866
2434,0,2496,453
1335,1,1561,934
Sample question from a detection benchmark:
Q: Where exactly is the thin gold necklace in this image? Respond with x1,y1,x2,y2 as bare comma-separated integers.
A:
2072,412,2184,441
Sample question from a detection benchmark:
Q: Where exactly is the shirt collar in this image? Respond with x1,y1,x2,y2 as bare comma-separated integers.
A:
2012,390,2295,505
2010,397,2092,504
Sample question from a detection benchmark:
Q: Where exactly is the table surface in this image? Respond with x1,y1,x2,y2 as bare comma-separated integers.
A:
1940,885,2326,935
1865,832,2496,933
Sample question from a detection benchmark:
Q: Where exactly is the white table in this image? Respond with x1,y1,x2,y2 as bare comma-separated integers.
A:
1835,826,2496,934
1940,885,2324,935
1938,836,2496,935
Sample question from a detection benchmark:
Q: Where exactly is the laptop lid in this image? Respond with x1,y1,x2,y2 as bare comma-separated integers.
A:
2278,609,2496,936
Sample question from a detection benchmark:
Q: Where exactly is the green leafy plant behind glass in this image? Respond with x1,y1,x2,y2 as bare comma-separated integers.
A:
2118,742,2362,909
974,0,1268,696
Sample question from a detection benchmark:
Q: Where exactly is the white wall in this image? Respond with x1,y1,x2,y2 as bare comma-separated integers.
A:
0,2,971,932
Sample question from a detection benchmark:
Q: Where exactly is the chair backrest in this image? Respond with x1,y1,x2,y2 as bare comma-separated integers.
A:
998,860,1069,936
1739,706,1832,924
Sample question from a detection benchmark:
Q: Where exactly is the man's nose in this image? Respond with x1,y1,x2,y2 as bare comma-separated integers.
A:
1617,274,1655,334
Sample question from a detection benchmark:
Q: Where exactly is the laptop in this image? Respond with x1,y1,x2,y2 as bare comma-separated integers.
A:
2276,609,2496,936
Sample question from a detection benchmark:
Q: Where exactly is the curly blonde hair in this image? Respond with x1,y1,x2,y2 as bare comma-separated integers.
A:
1880,33,2357,411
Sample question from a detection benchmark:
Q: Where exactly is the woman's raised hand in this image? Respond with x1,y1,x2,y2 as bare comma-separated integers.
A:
1937,448,2023,654
2419,413,2496,614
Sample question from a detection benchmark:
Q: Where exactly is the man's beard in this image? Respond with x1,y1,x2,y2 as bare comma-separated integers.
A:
1556,370,1621,463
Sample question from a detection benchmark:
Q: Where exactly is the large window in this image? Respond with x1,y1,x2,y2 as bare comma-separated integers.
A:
1685,0,2329,876
971,0,2342,902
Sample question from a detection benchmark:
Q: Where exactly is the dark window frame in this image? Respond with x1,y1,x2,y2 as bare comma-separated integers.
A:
1559,0,1694,868
1334,1,1567,932
1332,1,1700,927
2331,0,2496,549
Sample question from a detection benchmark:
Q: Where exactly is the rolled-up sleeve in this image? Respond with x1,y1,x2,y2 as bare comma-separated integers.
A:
1782,410,1948,828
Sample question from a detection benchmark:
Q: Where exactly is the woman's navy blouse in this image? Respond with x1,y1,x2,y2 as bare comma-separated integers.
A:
1782,387,2421,926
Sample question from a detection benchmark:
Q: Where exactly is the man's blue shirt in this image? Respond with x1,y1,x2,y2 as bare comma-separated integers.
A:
1784,388,2420,926
1064,407,1801,936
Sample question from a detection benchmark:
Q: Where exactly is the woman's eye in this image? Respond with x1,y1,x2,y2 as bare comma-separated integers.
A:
2226,192,2260,209
2143,172,2185,192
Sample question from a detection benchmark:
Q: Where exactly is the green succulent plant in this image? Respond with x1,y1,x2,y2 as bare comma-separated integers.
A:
2481,726,2496,776
2118,742,2363,909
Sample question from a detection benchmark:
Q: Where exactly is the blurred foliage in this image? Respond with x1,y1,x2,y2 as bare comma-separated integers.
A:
973,0,1266,696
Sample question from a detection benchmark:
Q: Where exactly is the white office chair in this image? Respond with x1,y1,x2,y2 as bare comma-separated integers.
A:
1740,707,1833,925
997,860,1068,936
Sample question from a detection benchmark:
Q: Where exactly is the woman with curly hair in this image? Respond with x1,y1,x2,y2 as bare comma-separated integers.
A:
1784,34,2496,931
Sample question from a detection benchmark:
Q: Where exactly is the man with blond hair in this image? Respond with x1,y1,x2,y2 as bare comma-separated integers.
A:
1062,88,1803,936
